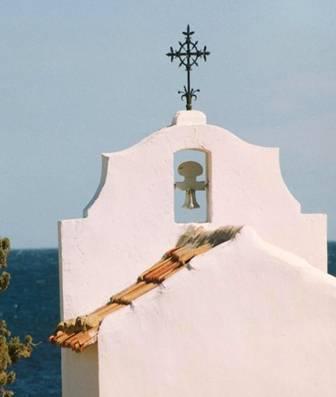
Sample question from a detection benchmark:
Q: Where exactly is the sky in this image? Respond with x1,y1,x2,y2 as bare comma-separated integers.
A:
0,1,335,248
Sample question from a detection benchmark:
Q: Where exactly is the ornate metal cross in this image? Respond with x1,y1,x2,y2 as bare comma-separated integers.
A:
166,25,210,110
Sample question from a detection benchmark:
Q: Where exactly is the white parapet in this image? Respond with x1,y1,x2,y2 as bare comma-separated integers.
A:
98,226,336,397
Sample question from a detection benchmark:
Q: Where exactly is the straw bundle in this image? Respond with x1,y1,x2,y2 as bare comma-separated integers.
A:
49,225,241,352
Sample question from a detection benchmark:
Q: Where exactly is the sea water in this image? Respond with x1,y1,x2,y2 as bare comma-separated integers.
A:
1,249,60,397
1,243,336,397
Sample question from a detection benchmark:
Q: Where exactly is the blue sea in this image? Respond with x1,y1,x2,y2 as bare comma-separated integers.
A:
1,243,336,396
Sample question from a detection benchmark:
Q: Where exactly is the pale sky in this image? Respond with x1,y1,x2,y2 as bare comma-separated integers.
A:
1,1,335,248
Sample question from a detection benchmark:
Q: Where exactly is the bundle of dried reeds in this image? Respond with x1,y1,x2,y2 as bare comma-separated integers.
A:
49,225,241,352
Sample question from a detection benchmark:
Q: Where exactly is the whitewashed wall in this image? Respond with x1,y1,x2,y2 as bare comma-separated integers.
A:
99,227,336,397
59,111,327,396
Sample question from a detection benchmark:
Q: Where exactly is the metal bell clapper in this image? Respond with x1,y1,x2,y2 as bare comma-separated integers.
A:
175,161,207,209
183,189,200,209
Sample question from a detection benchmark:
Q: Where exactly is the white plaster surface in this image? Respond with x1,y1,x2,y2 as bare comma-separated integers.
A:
171,109,207,126
98,227,336,397
59,110,328,396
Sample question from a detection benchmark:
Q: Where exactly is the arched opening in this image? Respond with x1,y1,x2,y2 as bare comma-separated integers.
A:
174,149,210,223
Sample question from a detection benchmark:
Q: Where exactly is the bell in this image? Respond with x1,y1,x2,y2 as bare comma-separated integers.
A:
175,161,206,210
183,189,200,209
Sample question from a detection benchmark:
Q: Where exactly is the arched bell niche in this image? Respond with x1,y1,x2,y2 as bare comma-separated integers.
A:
174,148,210,223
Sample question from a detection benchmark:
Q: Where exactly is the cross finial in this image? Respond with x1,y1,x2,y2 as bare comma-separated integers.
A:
166,25,210,110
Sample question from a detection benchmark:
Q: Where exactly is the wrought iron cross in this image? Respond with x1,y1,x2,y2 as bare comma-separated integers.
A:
166,25,210,110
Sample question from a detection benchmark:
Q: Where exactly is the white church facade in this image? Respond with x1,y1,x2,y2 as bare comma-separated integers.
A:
50,109,336,397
